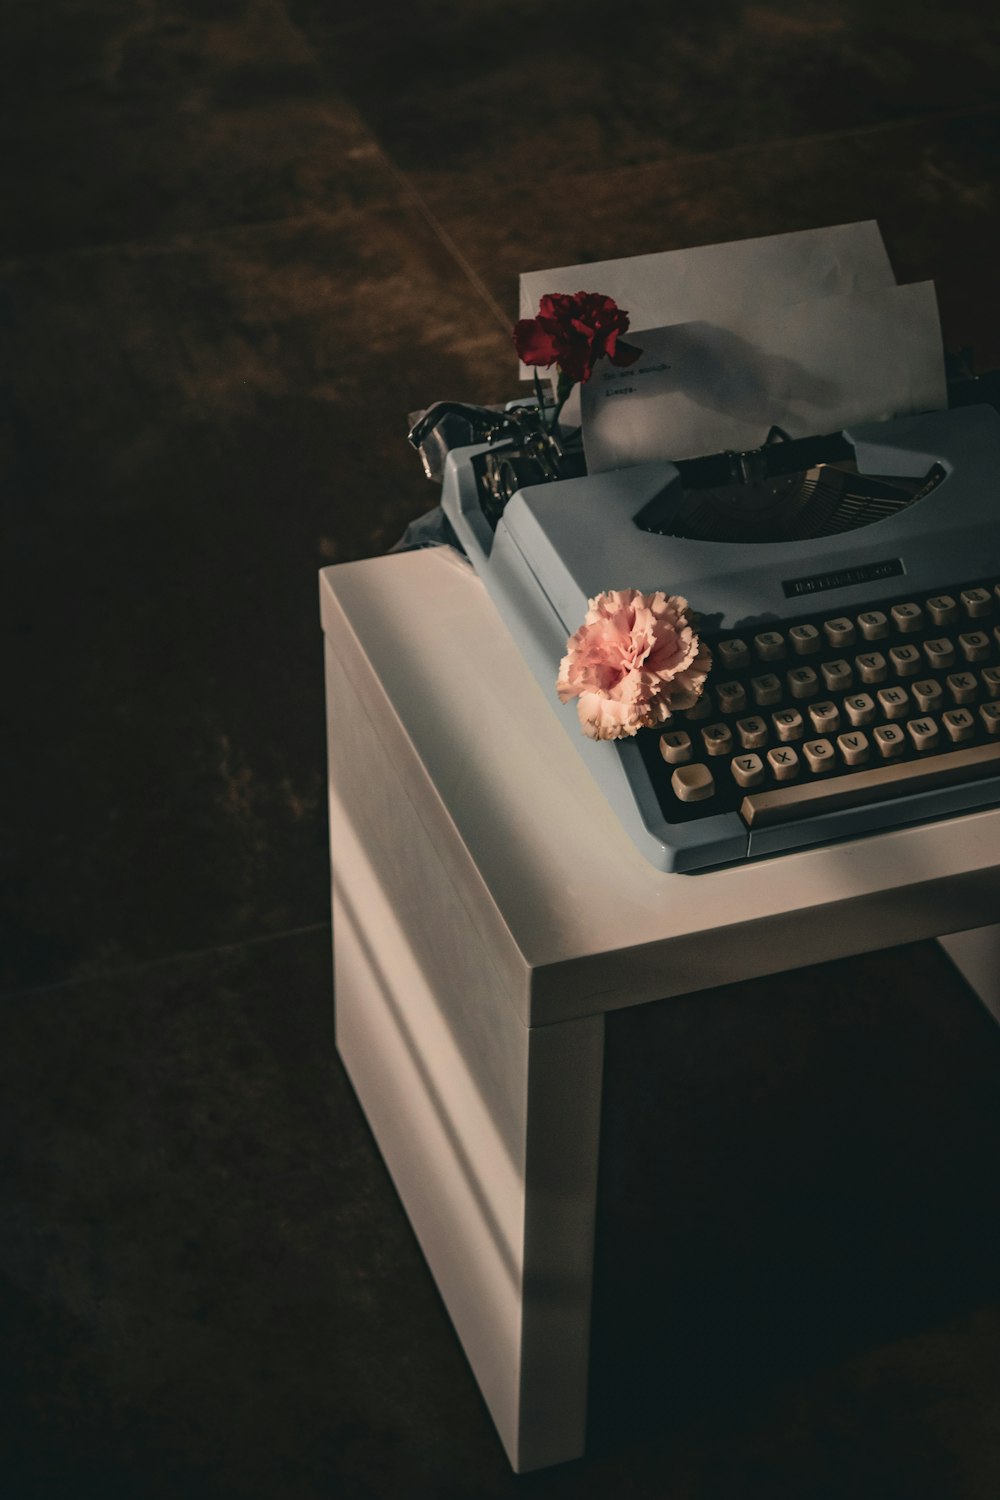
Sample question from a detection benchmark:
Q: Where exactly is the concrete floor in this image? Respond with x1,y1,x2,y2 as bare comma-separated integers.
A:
2,2,999,1495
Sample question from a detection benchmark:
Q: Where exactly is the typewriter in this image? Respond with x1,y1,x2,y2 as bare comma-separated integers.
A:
408,376,1000,873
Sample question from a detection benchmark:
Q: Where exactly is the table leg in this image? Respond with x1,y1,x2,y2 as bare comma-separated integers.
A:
938,924,1000,1027
330,800,603,1472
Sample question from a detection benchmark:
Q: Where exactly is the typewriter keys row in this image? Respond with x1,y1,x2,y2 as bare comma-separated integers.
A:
715,588,998,669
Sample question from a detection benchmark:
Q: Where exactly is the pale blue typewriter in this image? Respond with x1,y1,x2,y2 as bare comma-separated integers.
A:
409,391,1000,872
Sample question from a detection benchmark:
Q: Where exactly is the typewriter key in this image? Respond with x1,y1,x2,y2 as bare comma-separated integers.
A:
926,594,958,626
857,610,888,640
753,631,786,662
844,693,876,726
982,666,1000,699
823,617,855,648
837,731,870,766
891,603,923,633
659,730,692,765
959,631,990,663
750,673,782,706
922,638,955,670
715,680,747,713
766,746,799,782
787,666,819,699
730,753,764,788
789,623,820,655
717,638,750,670
821,659,853,692
685,690,713,721
671,763,715,801
873,724,905,759
980,703,1000,736
772,708,804,742
961,587,992,618
736,716,768,750
877,686,909,721
701,723,733,757
857,652,887,684
942,708,974,743
808,701,840,735
912,679,943,712
906,717,940,752
947,672,977,705
889,644,920,677
803,739,835,773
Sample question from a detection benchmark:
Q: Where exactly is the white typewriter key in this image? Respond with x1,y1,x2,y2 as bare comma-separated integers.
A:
751,673,782,706
685,689,714,721
873,724,905,760
715,680,747,714
981,666,1000,699
877,685,910,721
659,730,693,765
821,658,853,692
753,630,786,662
837,730,870,766
959,630,991,663
671,763,715,801
803,738,835,773
771,708,804,742
922,637,955,670
942,708,975,743
980,702,1000,737
926,594,958,626
961,586,992,618
701,723,733,757
946,671,978,705
844,692,876,726
730,753,765,788
912,678,943,713
787,666,819,699
766,745,799,782
906,716,940,753
717,638,750,670
736,715,769,750
891,602,923,633
808,700,840,735
995,583,1000,607
857,609,888,640
889,644,920,677
856,652,887,684
823,617,855,648
994,625,1000,650
789,623,821,655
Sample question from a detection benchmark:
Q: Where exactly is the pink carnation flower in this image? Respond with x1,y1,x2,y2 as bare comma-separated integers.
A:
556,589,712,741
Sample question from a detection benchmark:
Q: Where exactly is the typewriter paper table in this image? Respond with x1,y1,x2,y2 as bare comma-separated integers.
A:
320,548,1000,1473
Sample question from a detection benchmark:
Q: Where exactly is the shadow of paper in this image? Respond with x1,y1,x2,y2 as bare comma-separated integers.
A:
659,320,840,430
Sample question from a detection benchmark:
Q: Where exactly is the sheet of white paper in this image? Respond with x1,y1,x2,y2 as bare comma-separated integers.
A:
518,221,895,379
580,281,946,472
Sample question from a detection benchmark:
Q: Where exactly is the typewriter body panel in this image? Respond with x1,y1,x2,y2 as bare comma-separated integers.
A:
439,405,1000,872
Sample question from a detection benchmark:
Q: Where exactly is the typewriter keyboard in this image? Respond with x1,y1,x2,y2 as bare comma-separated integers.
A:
639,579,1000,831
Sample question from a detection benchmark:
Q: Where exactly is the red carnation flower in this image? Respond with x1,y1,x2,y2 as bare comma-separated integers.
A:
513,291,642,385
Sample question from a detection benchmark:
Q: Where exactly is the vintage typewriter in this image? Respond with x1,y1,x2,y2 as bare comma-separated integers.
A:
408,370,1000,872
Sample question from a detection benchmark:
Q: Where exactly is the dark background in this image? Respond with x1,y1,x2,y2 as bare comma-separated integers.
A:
2,2,999,1496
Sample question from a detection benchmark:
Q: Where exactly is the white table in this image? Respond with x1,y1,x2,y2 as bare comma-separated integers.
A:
320,547,1000,1472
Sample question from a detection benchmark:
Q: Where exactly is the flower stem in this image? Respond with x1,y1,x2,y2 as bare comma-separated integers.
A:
550,369,574,433
532,369,547,429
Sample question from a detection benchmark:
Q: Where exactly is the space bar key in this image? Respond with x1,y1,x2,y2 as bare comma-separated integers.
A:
740,741,1000,828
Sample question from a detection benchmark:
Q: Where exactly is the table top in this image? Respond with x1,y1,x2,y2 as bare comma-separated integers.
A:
321,548,1000,1027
